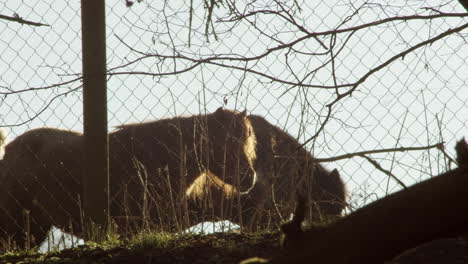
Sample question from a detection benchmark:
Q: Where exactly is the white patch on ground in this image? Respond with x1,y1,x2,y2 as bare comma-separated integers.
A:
38,226,85,254
183,220,240,234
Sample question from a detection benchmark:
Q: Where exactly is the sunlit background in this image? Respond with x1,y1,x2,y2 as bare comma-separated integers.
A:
1,0,467,221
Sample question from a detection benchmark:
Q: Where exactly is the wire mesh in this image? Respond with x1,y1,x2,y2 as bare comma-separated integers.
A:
0,0,467,250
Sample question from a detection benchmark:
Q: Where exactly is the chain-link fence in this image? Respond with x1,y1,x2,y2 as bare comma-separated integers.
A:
0,0,467,250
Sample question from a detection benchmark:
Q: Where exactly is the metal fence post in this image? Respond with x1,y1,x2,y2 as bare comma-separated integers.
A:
81,0,109,236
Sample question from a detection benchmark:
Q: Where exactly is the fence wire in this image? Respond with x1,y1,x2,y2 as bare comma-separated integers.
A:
0,0,467,250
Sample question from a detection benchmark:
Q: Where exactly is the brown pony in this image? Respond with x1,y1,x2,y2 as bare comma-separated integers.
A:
246,115,346,228
0,107,257,248
108,107,257,230
0,127,83,248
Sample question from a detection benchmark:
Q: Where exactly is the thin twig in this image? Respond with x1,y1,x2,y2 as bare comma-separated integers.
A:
300,21,468,147
313,142,444,162
360,154,407,189
0,14,49,27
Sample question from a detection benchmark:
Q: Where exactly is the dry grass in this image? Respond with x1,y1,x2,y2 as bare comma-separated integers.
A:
0,230,282,264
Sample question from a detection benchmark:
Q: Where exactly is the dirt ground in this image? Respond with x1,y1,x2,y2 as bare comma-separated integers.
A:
0,232,281,264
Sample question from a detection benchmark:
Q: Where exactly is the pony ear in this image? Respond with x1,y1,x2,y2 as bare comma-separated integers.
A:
215,107,224,116
240,109,247,117
455,138,468,167
330,168,340,178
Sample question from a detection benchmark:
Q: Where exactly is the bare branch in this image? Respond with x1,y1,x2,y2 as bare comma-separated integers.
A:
223,13,468,63
300,21,468,146
0,13,49,27
0,86,81,128
112,13,468,95
118,13,468,67
314,143,444,162
0,77,82,96
359,154,408,189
